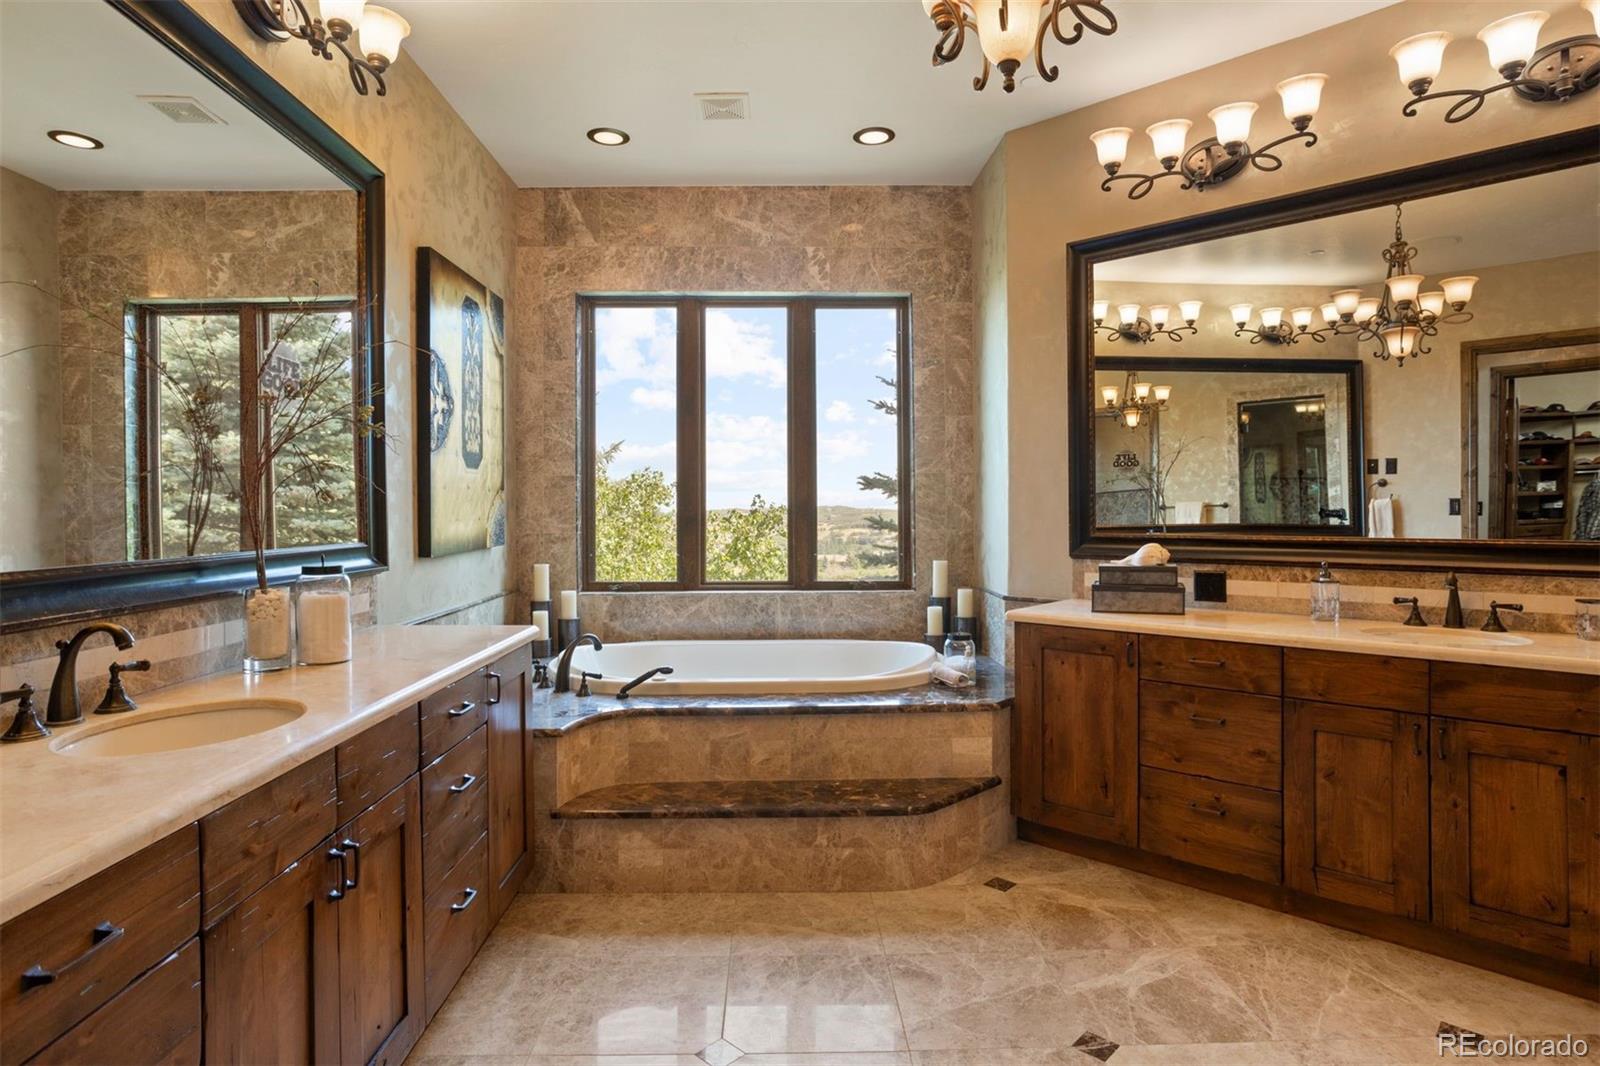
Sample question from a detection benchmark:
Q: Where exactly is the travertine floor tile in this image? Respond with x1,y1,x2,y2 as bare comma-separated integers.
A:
724,954,907,1053
888,952,1081,1051
496,892,739,957
528,955,730,1055
725,892,885,956
1052,946,1271,1047
872,886,1039,956
1012,882,1177,953
736,1055,913,1066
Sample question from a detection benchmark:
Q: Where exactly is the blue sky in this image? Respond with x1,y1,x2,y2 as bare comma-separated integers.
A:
594,304,899,512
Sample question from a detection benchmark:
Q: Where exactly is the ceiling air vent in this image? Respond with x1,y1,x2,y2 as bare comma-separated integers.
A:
695,92,749,121
139,95,227,125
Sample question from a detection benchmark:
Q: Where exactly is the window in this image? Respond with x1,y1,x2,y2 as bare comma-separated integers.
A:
134,301,359,560
582,295,910,590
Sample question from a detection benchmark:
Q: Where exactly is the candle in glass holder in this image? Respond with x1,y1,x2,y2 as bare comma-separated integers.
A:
559,590,578,619
956,587,974,618
531,609,549,637
533,563,550,601
927,605,944,635
931,560,949,597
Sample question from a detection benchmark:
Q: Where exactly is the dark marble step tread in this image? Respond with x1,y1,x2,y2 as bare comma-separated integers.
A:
552,775,1003,820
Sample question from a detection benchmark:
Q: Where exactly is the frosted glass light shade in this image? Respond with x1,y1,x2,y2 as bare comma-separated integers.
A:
1331,288,1363,316
1092,299,1109,322
1118,303,1141,326
1320,302,1340,325
1123,408,1142,428
1149,305,1171,329
1146,119,1192,164
1440,275,1479,307
320,0,366,27
1477,11,1548,76
1230,303,1253,326
1291,307,1314,330
1276,73,1328,124
1390,31,1453,91
1260,306,1284,330
1382,324,1422,360
1355,296,1382,322
1385,274,1424,305
1153,385,1172,402
1419,291,1446,317
1101,385,1120,406
1584,0,1600,37
973,0,1046,66
1133,381,1152,399
1090,127,1133,170
360,5,410,63
1208,101,1258,147
1178,299,1203,323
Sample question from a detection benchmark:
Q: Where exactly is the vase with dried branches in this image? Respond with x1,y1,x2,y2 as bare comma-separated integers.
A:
1130,433,1196,533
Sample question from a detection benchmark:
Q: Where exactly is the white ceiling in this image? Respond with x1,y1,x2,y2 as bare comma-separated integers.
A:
1096,164,1600,285
0,0,345,191
387,0,1397,187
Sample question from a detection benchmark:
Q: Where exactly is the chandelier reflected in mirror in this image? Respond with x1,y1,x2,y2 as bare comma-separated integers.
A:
1100,372,1171,429
922,0,1118,93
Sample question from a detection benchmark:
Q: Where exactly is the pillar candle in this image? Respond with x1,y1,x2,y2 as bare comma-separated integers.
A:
956,588,974,617
931,559,949,597
531,609,549,637
532,563,550,601
559,590,578,619
927,605,944,635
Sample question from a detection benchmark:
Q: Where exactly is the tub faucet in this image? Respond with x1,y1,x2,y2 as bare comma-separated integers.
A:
617,666,674,699
48,623,135,726
1443,573,1464,629
552,634,602,693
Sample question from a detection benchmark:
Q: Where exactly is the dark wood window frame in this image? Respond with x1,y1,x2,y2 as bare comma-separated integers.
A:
580,294,913,592
132,299,363,561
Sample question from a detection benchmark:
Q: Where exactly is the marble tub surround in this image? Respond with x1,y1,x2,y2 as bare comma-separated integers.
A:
0,623,535,923
412,840,1597,1063
553,775,1002,820
1008,599,1600,675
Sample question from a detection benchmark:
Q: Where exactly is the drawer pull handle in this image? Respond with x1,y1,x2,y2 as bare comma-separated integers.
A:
1186,658,1225,668
446,700,477,718
451,887,479,913
1187,802,1227,818
1187,713,1227,727
487,671,503,706
340,838,361,892
449,772,478,794
1412,722,1423,758
327,846,349,901
20,922,124,991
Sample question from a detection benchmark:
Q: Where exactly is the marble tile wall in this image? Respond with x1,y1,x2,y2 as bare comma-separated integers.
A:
511,186,979,645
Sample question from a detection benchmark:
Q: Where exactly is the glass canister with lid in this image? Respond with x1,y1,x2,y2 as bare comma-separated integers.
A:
294,555,353,665
1310,561,1341,622
942,632,977,687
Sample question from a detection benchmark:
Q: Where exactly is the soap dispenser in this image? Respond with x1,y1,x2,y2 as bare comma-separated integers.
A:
1310,561,1340,622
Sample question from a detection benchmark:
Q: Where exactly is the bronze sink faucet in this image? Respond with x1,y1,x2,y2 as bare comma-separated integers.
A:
47,623,136,726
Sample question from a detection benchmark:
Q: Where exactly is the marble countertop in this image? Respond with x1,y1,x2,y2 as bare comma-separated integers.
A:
1007,600,1600,676
0,624,537,925
527,657,1013,735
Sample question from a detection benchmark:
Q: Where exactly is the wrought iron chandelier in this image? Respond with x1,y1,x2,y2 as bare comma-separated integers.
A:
1229,204,1478,366
1092,300,1201,343
1100,372,1171,429
922,0,1118,93
236,0,410,97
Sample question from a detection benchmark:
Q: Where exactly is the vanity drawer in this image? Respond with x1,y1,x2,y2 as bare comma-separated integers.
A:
1139,767,1283,885
29,937,201,1066
337,706,421,825
1140,635,1281,696
201,753,338,927
421,725,489,884
0,826,200,1065
1284,648,1428,714
423,832,489,1019
1431,662,1599,736
1139,681,1281,790
419,671,488,764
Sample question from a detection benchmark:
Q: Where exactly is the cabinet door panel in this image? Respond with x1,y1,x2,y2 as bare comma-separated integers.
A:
338,778,425,1066
1014,624,1137,845
1433,720,1598,964
1284,700,1429,919
487,649,533,922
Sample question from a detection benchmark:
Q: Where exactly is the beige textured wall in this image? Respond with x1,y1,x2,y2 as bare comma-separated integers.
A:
988,0,1600,603
513,185,978,641
972,147,1009,600
0,168,63,571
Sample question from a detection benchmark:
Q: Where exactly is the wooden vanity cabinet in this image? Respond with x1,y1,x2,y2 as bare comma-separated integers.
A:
486,645,535,923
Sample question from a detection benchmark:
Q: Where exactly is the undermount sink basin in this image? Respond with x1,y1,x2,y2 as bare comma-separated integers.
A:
1359,625,1532,649
51,699,307,757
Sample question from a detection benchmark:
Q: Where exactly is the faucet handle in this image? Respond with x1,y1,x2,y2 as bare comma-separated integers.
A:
1,684,49,743
1393,596,1427,627
95,660,150,716
1482,602,1524,633
576,671,600,698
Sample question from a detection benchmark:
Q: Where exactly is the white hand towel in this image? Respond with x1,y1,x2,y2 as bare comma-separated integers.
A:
1174,501,1204,524
1368,496,1395,538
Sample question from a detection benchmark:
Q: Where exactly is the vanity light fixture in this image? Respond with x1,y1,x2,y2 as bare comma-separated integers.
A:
586,128,631,146
922,0,1119,94
235,0,410,97
1091,299,1201,343
46,130,104,150
1092,73,1327,200
1100,371,1172,430
853,126,896,145
1391,8,1600,123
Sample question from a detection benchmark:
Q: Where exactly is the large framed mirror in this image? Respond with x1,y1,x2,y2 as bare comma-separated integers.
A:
0,1,385,629
1069,126,1600,573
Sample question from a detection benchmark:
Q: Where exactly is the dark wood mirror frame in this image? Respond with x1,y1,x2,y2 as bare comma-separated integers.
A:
1068,125,1600,575
0,0,387,632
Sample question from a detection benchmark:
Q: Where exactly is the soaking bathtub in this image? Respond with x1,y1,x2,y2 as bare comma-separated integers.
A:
564,639,937,696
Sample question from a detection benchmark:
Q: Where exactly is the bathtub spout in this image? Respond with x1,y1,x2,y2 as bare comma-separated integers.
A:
617,666,674,699
552,633,603,693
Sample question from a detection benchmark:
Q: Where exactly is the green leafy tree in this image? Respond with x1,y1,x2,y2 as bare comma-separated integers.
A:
593,441,677,581
707,494,788,581
854,371,900,572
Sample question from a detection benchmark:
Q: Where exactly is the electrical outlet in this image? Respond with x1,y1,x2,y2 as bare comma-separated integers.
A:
1385,457,1398,475
1194,571,1228,603
1449,498,1461,515
1366,459,1379,475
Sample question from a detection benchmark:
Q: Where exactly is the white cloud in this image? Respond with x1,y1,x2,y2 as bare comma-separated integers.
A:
629,387,676,411
819,430,869,462
704,308,786,387
611,439,676,473
873,343,898,369
596,306,676,390
824,400,855,423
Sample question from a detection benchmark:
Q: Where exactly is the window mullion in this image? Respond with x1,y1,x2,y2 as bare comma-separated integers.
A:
790,300,818,588
678,298,705,589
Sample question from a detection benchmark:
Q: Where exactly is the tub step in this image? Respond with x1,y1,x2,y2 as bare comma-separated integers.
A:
552,776,1001,820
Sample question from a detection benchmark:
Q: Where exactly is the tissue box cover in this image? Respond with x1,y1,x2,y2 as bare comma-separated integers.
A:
1097,563,1179,588
1092,582,1186,615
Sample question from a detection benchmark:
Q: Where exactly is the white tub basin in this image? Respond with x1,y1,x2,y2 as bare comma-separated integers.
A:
52,699,307,757
566,639,937,696
1358,625,1532,649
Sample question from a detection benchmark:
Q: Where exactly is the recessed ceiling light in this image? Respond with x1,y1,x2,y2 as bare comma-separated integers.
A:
586,127,629,146
47,129,103,150
853,126,895,146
